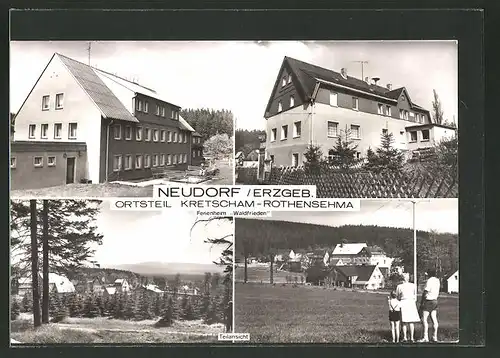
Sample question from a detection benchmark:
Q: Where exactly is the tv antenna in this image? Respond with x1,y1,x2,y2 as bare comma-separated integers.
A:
351,60,369,79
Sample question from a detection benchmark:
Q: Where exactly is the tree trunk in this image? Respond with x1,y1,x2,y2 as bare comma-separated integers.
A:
30,200,41,328
42,200,49,324
244,251,248,283
269,255,274,284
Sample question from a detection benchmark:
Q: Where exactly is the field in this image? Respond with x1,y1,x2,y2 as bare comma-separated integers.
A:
235,265,306,283
235,282,459,344
11,313,224,344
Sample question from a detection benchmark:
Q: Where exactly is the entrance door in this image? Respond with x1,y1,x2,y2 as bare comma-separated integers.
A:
66,157,76,184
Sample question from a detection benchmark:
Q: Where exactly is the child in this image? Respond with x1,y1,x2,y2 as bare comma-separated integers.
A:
388,291,402,343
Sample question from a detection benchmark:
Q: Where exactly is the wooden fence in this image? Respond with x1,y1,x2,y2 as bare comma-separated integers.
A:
235,166,458,198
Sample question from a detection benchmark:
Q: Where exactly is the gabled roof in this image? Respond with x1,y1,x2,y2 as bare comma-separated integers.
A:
331,243,367,255
114,278,126,284
336,265,378,282
105,286,117,295
57,54,139,123
265,56,429,117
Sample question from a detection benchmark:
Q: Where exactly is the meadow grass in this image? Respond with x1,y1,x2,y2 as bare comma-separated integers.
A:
235,282,459,344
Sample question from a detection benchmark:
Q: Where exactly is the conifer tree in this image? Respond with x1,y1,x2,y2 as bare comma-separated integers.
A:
198,292,211,318
156,296,174,327
68,293,82,317
11,299,20,320
134,290,152,321
328,128,360,171
52,295,69,323
123,293,135,320
21,292,32,313
82,294,100,318
364,132,405,174
203,296,218,325
303,144,325,174
153,294,162,317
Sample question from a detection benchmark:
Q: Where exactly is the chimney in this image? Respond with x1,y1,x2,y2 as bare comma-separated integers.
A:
341,68,348,78
371,77,380,85
386,83,392,90
365,77,370,84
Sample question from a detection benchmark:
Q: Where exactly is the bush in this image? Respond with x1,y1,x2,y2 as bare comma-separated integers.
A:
11,298,20,320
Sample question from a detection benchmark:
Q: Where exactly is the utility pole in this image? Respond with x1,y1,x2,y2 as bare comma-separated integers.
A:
352,61,369,79
87,42,92,66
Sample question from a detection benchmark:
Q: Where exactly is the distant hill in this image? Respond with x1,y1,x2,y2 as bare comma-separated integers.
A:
107,262,224,277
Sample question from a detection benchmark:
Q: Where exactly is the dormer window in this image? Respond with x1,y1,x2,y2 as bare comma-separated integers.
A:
290,96,295,107
144,101,149,113
135,99,143,112
378,103,383,115
161,106,165,117
288,74,292,84
352,97,359,111
282,77,287,87
278,101,282,112
156,104,161,116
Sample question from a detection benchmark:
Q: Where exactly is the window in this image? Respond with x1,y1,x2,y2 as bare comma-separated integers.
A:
161,130,166,142
34,156,43,167
55,93,64,109
161,106,165,117
144,154,151,168
399,109,404,119
329,92,338,107
281,125,288,140
327,121,338,137
42,95,50,110
136,126,143,141
29,124,36,138
292,153,299,167
271,128,277,142
153,154,159,167
145,128,151,141
404,110,409,120
144,101,149,113
41,124,49,139
410,131,417,142
10,157,16,169
113,124,122,140
422,129,430,141
282,77,287,87
293,121,301,138
184,134,188,143
173,132,177,143
192,149,196,158
68,123,78,139
420,114,426,123
135,154,143,169
124,155,132,170
125,126,132,140
47,156,56,167
135,99,143,112
168,131,172,142
160,154,165,166
153,129,159,142
352,97,359,110
351,125,360,139
172,154,177,165
113,155,122,171
179,133,183,143
378,103,383,115
156,104,161,116
278,101,282,112
167,154,172,165
290,96,295,107
386,105,391,116
54,123,62,139
288,74,292,84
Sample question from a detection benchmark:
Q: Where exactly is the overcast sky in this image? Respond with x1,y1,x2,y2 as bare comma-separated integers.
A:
91,203,232,266
264,199,458,234
10,41,457,130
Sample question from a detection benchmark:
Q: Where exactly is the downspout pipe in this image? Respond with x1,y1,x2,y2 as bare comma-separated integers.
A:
310,82,321,145
105,119,115,182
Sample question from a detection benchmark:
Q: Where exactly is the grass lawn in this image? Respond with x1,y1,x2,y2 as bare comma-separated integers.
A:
11,315,224,344
235,282,459,344
235,265,306,284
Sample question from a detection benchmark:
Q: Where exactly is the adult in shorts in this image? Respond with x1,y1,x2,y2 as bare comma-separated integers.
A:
419,269,440,342
396,274,421,342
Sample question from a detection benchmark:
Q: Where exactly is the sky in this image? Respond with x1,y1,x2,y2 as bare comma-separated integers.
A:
264,199,458,234
91,202,233,267
10,41,457,131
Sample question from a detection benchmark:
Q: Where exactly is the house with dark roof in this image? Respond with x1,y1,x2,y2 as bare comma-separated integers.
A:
335,265,385,290
11,53,197,190
263,57,455,167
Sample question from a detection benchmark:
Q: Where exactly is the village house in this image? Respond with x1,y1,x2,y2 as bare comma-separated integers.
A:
11,53,203,190
446,270,459,294
335,265,386,290
328,242,394,275
15,272,76,297
114,278,130,293
135,283,165,296
263,56,455,167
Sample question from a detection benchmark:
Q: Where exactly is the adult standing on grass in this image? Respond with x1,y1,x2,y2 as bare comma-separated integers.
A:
396,274,421,342
419,269,440,342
